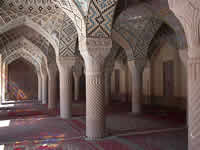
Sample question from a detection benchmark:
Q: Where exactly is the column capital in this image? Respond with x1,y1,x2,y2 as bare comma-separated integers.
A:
128,58,146,74
80,38,112,74
169,0,200,51
179,49,188,66
73,58,83,78
57,56,78,71
40,65,48,77
47,63,58,79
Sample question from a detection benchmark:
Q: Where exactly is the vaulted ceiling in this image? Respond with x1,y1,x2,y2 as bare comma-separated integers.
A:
0,0,187,67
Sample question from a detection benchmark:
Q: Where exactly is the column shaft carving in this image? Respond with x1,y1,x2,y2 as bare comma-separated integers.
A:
47,64,58,110
41,68,48,104
128,60,145,113
168,2,200,149
57,57,76,119
37,72,42,102
73,59,83,101
73,74,81,101
104,71,112,106
188,57,200,150
80,38,112,139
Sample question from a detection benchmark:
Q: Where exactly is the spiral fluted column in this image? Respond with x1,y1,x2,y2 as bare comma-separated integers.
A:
2,63,6,101
168,1,200,149
47,63,58,110
41,66,48,104
104,71,112,106
37,72,42,102
128,60,145,113
73,74,81,101
80,38,112,139
57,57,76,119
179,49,188,126
73,60,83,101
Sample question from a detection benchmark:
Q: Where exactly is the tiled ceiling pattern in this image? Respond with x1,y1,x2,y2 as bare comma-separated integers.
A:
0,0,64,46
74,0,89,16
5,49,41,72
59,13,78,57
1,37,45,66
0,26,55,63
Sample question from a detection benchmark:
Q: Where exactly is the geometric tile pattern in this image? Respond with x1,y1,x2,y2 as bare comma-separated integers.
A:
4,49,41,72
113,13,162,61
1,38,45,69
74,0,89,16
87,0,118,38
59,14,78,57
0,0,64,47
52,0,85,35
104,42,120,70
0,27,53,63
148,23,178,58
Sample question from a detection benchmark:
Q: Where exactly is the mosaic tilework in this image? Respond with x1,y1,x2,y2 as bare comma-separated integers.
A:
74,0,89,16
148,23,178,58
53,0,85,35
87,0,118,38
0,26,55,64
59,14,78,57
4,50,41,72
114,14,162,61
0,1,64,47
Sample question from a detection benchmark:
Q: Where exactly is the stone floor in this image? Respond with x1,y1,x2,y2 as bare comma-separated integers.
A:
0,101,188,150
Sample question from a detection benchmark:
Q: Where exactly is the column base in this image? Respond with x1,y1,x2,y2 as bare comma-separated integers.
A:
84,131,110,141
42,100,47,104
132,103,142,114
60,115,72,119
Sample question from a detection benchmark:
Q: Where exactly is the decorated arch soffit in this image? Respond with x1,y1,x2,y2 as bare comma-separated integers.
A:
113,7,162,60
113,1,187,61
148,24,179,59
0,37,47,68
86,0,118,38
104,41,120,70
53,0,118,38
4,49,42,72
142,0,187,49
0,0,66,51
59,13,78,57
0,25,56,64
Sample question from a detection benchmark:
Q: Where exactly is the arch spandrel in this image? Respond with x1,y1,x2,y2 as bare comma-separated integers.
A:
59,13,78,57
3,49,42,72
0,36,48,66
0,26,56,64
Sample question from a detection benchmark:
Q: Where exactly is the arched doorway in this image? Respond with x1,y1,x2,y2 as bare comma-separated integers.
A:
8,58,38,101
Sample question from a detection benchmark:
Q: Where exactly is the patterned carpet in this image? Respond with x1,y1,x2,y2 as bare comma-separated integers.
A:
1,130,187,150
0,101,187,150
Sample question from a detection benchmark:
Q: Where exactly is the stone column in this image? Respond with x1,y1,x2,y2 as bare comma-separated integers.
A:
5,65,8,99
73,74,81,101
0,55,2,103
104,71,112,106
80,38,112,139
168,1,200,149
120,67,128,102
57,57,76,119
128,59,145,113
73,60,83,101
2,63,7,101
37,72,42,102
47,63,58,110
179,49,188,126
40,66,48,104
143,61,151,105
